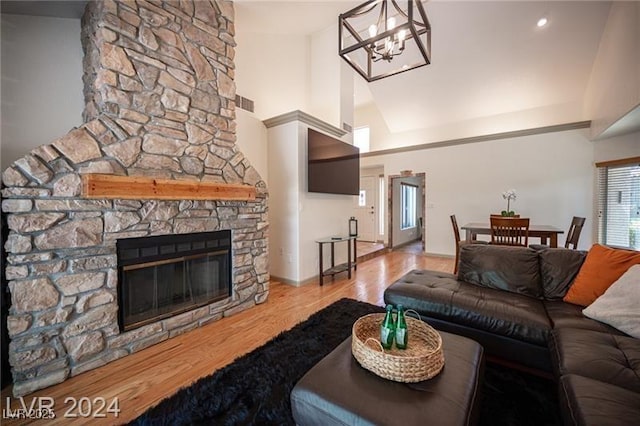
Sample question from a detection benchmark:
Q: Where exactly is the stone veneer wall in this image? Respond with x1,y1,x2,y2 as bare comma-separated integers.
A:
1,0,268,396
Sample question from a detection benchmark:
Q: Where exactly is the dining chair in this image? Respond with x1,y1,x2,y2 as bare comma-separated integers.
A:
530,216,586,250
490,217,530,247
450,214,487,274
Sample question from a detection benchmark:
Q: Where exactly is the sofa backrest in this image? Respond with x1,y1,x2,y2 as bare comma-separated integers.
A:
458,245,543,298
538,248,587,300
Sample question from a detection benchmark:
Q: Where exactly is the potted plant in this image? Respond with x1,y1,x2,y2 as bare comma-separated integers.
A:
501,189,517,217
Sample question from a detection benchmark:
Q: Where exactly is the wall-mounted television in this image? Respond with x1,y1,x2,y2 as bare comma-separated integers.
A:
307,128,360,196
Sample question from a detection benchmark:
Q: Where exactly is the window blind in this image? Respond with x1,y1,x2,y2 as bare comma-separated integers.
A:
596,158,640,250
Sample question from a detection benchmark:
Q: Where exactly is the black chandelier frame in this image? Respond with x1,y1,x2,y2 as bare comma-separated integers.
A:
339,0,431,82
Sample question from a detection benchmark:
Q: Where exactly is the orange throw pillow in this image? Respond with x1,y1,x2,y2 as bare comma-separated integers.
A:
563,244,640,307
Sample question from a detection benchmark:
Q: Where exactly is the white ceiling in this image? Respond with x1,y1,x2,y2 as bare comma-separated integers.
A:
3,1,616,137
236,0,613,134
235,0,361,34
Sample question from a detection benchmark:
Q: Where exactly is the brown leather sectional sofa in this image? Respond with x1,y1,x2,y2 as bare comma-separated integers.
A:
384,244,640,426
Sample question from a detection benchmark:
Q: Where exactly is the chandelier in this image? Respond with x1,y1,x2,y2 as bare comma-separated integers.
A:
339,0,431,82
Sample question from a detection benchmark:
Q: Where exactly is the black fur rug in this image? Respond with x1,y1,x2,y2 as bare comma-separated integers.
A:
131,298,561,426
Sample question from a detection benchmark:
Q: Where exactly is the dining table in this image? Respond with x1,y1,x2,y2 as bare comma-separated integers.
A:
461,222,565,247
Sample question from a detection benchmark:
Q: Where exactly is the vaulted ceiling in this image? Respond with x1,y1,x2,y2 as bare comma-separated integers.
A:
236,1,613,136
2,1,617,138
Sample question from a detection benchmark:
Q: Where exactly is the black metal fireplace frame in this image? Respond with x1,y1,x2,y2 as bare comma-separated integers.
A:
116,230,232,332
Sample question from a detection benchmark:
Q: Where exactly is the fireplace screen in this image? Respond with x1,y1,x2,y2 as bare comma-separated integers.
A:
117,231,231,331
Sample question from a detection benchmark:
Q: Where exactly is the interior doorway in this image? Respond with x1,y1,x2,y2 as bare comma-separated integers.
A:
388,172,426,249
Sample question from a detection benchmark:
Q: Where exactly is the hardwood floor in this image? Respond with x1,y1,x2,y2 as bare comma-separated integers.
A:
1,248,453,425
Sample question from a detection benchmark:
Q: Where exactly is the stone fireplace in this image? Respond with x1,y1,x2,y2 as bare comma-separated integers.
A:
117,230,232,332
1,0,268,396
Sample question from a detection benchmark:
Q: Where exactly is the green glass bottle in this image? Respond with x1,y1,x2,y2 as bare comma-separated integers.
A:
395,304,408,349
380,304,396,349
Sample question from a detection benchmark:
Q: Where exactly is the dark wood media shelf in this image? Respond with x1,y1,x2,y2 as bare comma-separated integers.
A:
316,236,357,286
323,262,356,276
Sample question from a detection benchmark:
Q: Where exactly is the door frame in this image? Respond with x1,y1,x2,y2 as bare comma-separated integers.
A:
388,172,426,249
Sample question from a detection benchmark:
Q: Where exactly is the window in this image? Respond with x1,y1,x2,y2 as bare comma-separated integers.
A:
400,183,417,230
597,158,640,250
379,175,385,236
353,126,370,153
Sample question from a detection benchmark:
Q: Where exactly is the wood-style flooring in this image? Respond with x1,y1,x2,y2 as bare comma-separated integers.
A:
1,244,453,425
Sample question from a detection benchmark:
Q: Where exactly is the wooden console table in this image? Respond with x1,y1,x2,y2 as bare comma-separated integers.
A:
316,236,357,286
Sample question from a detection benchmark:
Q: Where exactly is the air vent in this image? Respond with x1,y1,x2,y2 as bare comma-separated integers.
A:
235,94,255,113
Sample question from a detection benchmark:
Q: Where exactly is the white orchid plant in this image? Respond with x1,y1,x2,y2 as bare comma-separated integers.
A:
501,189,517,217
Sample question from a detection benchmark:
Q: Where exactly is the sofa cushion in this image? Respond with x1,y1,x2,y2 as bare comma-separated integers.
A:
384,269,551,346
559,374,640,426
543,301,625,335
538,248,586,300
458,245,543,299
563,244,640,306
550,328,640,393
582,264,640,339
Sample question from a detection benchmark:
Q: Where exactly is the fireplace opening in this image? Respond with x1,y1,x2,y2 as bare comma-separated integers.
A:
117,230,232,332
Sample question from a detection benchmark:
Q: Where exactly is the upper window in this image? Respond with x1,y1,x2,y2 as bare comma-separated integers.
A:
597,157,640,250
400,183,417,230
353,126,370,153
379,175,385,236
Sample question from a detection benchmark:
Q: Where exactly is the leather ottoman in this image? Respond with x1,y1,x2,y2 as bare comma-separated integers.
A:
290,332,484,426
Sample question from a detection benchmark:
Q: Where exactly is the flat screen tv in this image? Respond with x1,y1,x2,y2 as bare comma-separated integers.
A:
307,128,360,196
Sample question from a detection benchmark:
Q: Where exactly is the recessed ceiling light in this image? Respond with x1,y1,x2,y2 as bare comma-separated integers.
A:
537,17,548,28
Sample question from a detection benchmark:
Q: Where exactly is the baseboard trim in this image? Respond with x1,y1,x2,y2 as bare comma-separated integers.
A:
424,252,455,259
270,274,317,287
391,239,422,250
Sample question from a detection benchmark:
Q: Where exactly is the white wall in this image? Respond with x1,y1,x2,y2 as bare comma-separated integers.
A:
267,122,301,281
593,131,640,163
308,24,355,136
267,118,356,284
235,20,351,135
309,25,340,127
236,109,268,184
362,128,597,256
355,103,393,152
299,121,355,282
234,31,310,120
356,100,587,153
584,2,640,139
1,14,83,170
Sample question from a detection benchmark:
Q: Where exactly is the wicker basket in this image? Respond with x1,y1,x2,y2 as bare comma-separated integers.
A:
351,313,444,383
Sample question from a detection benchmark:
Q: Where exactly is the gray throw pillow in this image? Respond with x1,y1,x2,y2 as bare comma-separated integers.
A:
539,248,587,300
458,245,543,299
582,264,640,338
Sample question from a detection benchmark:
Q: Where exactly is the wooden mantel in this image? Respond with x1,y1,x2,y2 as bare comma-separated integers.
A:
82,174,256,201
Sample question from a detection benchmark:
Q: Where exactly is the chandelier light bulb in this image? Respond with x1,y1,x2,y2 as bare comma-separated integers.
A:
537,17,548,27
368,24,377,37
387,16,396,30
386,38,394,51
397,29,406,41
